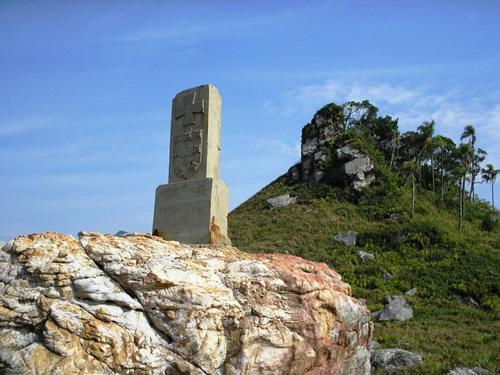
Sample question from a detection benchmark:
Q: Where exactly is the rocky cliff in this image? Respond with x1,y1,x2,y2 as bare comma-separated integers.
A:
0,232,372,374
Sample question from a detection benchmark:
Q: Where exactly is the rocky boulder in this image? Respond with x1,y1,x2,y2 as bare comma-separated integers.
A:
382,272,393,281
0,232,373,374
333,231,357,247
405,287,417,296
357,250,375,264
371,348,422,373
374,295,413,322
266,194,297,209
447,368,488,375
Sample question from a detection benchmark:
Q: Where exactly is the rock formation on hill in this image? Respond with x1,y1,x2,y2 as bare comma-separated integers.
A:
289,104,376,191
0,232,372,374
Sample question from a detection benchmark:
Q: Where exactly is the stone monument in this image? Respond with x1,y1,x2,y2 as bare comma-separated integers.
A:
153,84,229,245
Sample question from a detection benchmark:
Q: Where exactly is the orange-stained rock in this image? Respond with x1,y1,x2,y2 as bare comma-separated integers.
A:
0,232,372,374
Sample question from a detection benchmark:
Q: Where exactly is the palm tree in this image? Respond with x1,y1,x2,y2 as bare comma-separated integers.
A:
403,161,419,217
482,164,498,208
461,124,476,147
460,125,476,198
434,135,447,199
455,143,474,227
452,165,468,229
470,148,487,204
417,120,435,186
389,132,401,171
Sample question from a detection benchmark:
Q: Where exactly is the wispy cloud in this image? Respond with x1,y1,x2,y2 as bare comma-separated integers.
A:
119,12,295,44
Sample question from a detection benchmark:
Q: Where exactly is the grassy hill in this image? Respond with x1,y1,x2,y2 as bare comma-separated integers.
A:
228,101,499,374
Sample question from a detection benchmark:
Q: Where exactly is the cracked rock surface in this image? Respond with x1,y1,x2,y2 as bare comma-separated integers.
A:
0,232,372,374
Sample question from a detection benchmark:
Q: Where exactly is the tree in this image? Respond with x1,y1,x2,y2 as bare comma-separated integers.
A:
454,143,474,228
452,165,468,229
400,131,420,164
342,101,379,129
460,125,477,199
482,163,498,208
417,120,435,186
434,135,447,199
468,148,487,204
403,161,419,217
389,132,401,170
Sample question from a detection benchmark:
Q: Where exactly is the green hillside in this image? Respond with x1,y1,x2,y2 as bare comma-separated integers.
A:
228,102,499,374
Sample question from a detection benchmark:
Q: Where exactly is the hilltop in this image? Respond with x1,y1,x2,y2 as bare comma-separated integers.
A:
229,101,499,374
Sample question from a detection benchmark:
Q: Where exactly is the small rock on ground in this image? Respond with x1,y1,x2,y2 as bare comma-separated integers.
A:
382,272,393,281
405,287,417,296
374,295,413,321
266,194,297,209
358,250,375,263
332,231,357,246
447,368,488,375
371,348,422,373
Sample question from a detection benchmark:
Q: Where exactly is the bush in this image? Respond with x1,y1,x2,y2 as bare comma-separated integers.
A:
481,213,498,232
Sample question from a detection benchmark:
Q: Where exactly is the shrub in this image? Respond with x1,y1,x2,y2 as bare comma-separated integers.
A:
481,213,497,232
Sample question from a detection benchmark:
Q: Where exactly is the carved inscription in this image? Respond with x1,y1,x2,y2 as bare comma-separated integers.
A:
173,90,206,179
173,129,203,179
175,91,205,126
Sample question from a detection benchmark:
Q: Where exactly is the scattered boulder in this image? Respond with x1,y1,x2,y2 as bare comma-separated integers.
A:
464,296,480,308
0,232,373,374
382,272,393,281
405,287,417,296
266,194,297,209
358,250,375,263
371,349,422,373
333,231,357,246
454,294,481,308
374,296,413,321
447,368,488,375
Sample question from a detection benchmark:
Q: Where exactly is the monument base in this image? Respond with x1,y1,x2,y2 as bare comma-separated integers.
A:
152,177,229,245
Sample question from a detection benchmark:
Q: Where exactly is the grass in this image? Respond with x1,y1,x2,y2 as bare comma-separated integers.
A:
228,177,500,374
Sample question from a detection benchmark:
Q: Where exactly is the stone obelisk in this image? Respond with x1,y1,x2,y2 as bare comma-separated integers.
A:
153,84,229,245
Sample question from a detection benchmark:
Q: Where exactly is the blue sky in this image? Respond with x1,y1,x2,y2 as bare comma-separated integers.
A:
1,1,499,240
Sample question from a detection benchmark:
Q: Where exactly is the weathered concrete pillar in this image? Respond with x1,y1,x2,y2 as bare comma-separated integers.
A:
153,84,229,245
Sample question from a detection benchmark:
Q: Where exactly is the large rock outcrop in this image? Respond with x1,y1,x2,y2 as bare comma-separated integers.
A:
0,232,372,374
289,106,376,191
